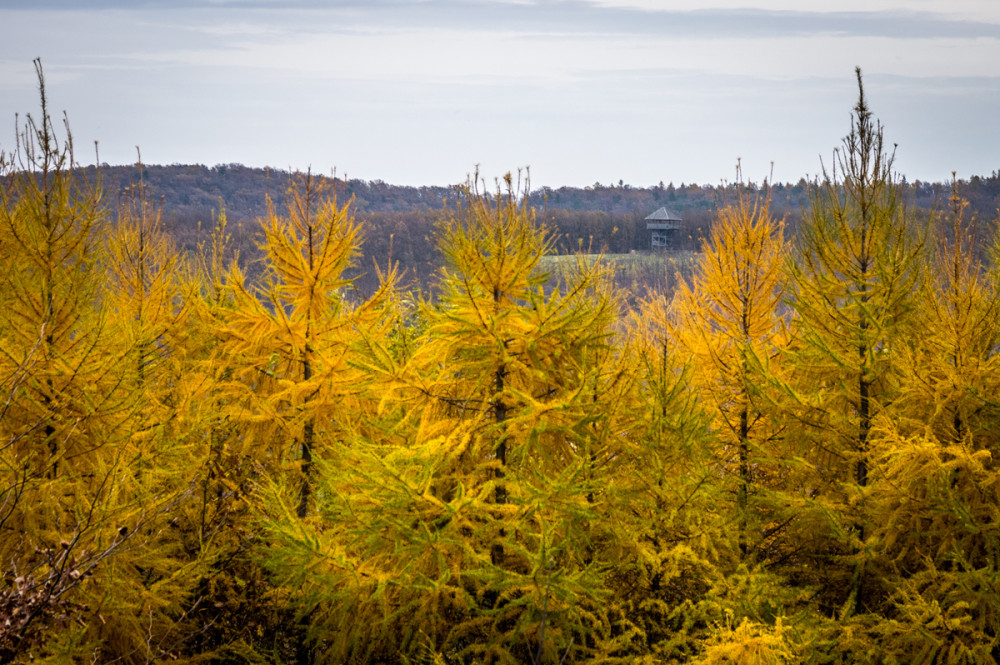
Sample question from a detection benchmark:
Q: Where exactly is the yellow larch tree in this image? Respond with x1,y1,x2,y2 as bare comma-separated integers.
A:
863,181,1000,664
661,168,816,663
0,60,184,662
211,171,395,518
784,68,927,623
604,289,733,663
404,172,622,663
891,180,1000,444
181,172,398,662
671,163,789,561
169,207,289,661
104,163,181,401
87,162,222,663
261,171,627,664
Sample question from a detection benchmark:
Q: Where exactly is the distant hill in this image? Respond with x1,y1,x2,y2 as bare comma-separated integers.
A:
73,163,1000,294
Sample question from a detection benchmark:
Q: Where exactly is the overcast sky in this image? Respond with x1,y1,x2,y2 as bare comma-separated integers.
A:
1,0,998,187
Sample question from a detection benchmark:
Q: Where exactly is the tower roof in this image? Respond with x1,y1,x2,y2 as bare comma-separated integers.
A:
644,207,682,222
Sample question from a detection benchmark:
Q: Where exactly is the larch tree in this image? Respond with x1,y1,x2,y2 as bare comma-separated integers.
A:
174,208,242,548
864,182,1000,664
785,67,926,618
261,171,625,664
0,60,181,662
104,162,181,401
892,179,1000,445
660,166,813,664
605,289,739,663
87,161,224,663
171,207,291,662
211,171,395,518
182,172,398,662
671,163,789,561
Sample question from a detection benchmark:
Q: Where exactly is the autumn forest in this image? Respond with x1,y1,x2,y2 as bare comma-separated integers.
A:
3,63,1000,664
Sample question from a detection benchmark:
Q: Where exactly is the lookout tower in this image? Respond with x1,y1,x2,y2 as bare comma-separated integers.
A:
644,207,681,249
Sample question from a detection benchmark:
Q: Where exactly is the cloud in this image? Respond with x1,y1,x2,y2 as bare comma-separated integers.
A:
8,0,1000,41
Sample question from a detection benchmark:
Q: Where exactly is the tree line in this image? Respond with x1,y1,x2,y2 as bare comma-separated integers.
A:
71,148,999,297
2,62,1000,664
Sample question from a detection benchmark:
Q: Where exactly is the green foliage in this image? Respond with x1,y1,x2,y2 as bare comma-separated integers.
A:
782,68,929,618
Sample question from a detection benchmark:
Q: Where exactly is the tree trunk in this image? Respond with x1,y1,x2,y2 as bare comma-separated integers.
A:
297,345,314,519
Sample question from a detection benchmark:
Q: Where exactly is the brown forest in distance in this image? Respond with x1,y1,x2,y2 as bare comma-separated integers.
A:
74,158,1000,295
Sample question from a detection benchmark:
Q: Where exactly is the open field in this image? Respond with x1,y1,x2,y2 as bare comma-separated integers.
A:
541,249,699,296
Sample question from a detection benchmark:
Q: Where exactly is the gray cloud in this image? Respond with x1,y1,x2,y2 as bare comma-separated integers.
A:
6,0,1000,41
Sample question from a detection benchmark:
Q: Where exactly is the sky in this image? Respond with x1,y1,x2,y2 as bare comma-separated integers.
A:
1,0,998,188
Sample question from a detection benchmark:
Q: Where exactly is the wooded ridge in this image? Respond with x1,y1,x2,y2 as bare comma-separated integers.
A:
64,160,1000,296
